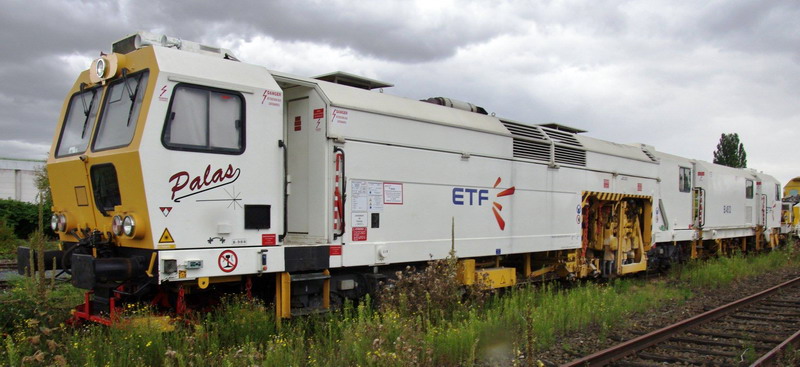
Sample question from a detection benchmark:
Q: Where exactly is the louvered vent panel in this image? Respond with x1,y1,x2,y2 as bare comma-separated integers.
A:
543,129,582,146
543,128,586,166
502,121,551,162
641,148,658,162
503,121,547,140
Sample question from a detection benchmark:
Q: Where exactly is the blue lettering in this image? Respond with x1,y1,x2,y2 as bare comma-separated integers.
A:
452,188,464,205
464,188,477,205
478,189,489,206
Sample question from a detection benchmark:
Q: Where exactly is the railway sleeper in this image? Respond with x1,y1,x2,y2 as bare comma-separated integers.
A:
727,314,799,324
613,361,664,367
635,351,711,366
724,315,797,327
744,308,800,317
721,317,789,328
759,300,800,307
668,336,773,351
659,343,741,358
689,329,786,343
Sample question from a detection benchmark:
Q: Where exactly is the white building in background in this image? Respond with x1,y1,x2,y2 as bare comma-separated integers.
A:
0,158,44,203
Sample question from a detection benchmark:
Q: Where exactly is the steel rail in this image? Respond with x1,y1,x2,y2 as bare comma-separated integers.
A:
749,328,800,366
561,276,800,367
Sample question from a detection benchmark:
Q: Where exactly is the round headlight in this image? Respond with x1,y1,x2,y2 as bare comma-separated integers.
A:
112,215,123,236
57,214,67,232
95,58,106,78
122,216,135,237
50,214,59,232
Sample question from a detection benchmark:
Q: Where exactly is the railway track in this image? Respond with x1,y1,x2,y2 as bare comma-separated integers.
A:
563,276,800,366
0,260,17,272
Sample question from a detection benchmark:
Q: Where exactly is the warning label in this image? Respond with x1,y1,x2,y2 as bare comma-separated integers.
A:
262,234,276,246
331,108,349,124
383,183,403,205
352,227,367,242
262,89,282,107
159,228,175,243
218,250,238,272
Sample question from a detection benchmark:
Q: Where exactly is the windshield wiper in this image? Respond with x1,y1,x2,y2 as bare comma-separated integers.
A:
125,73,143,127
79,83,89,116
81,88,96,139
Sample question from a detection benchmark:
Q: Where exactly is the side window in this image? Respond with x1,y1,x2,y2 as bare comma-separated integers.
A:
162,84,245,154
678,167,692,192
776,184,780,200
745,179,754,199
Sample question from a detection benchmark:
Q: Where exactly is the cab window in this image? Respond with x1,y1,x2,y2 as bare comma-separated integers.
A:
162,84,245,154
745,179,754,199
56,87,102,157
678,167,691,192
93,70,149,151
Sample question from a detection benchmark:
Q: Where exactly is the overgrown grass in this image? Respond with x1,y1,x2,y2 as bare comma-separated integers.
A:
676,244,800,288
1,244,799,366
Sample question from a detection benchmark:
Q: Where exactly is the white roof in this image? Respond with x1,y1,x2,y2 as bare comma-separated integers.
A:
271,70,510,136
0,158,43,171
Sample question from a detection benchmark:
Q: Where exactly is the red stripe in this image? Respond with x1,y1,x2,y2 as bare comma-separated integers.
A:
492,207,506,230
497,186,516,197
493,202,503,211
493,177,502,188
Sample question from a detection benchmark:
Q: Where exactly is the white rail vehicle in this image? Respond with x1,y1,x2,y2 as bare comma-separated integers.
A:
39,33,781,320
652,152,782,252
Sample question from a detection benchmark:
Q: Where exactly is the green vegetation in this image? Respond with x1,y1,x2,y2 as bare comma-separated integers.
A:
0,244,798,366
0,199,48,238
678,244,799,288
713,132,747,168
0,165,53,258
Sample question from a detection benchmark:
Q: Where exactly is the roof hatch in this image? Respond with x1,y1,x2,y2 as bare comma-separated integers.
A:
313,71,393,90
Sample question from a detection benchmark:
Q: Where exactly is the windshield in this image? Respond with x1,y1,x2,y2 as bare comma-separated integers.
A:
93,70,149,151
56,87,102,157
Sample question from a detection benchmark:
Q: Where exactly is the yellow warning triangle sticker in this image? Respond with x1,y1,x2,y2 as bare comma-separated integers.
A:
159,228,175,243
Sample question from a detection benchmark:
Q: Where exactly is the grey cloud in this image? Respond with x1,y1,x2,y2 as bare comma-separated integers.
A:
121,0,528,63
0,0,797,186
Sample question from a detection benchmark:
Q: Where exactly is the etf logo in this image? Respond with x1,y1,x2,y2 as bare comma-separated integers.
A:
452,188,489,206
452,177,515,230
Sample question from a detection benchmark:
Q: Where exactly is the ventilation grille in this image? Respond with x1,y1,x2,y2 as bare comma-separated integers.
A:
501,121,586,166
502,121,551,162
640,146,659,162
543,128,586,166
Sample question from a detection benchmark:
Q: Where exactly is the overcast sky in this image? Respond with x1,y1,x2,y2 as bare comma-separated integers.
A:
0,0,797,184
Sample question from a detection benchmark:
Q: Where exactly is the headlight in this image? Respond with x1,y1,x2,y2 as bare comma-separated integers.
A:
57,214,67,232
95,58,106,78
122,216,135,237
50,214,59,232
112,215,123,236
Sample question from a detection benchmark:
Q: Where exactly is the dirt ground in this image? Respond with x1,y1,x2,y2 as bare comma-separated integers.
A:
532,266,800,366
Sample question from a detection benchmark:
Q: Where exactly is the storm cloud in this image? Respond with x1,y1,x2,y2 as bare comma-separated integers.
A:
0,0,798,184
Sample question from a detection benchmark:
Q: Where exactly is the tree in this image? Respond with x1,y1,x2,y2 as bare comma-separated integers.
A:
713,133,747,168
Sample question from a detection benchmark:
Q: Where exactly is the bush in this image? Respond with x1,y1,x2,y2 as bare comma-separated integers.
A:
377,255,490,324
0,199,53,240
0,218,23,257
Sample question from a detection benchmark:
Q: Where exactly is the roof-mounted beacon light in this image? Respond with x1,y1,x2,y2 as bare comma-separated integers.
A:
89,53,119,85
